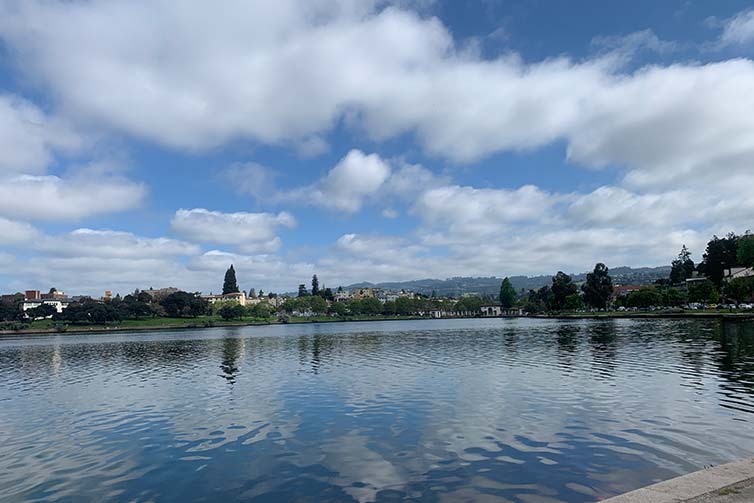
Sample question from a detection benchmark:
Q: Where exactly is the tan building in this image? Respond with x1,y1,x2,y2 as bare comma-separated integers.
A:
353,288,376,300
25,290,41,300
203,291,247,306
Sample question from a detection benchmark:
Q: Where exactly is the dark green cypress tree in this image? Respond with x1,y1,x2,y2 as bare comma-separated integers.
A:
311,274,320,296
222,265,239,295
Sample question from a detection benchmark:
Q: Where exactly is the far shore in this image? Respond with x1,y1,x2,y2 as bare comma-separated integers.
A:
2,310,754,337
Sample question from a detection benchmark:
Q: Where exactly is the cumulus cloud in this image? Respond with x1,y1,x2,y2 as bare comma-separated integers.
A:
171,208,296,252
0,174,146,220
298,150,391,212
0,217,40,245
231,151,445,214
0,94,82,174
1,0,751,185
718,9,754,47
37,229,199,258
232,150,392,213
413,184,559,237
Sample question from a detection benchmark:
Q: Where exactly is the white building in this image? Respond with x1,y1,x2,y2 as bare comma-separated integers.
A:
22,299,69,315
480,304,502,317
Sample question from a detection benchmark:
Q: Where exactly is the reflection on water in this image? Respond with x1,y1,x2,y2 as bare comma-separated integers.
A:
0,318,753,502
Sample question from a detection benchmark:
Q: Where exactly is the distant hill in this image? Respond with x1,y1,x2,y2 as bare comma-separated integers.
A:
344,266,671,298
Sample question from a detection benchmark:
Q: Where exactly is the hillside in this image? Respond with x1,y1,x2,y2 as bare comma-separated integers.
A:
345,266,671,298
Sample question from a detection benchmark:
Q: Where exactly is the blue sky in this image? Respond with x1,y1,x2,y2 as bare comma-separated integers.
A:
0,0,753,295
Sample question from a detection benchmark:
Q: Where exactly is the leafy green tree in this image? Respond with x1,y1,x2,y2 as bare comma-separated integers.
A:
662,288,688,307
625,287,662,308
249,302,273,318
524,286,553,313
330,302,348,316
395,296,412,315
308,295,328,314
351,298,382,315
725,277,754,305
698,233,738,286
551,271,577,311
27,303,57,319
670,245,695,284
382,300,397,315
688,279,719,304
219,303,246,320
499,277,516,308
160,291,209,317
248,288,257,299
222,265,239,295
297,284,308,297
311,275,320,296
455,296,484,313
582,263,613,309
563,294,584,310
0,301,20,322
55,299,121,324
737,234,754,268
321,287,334,301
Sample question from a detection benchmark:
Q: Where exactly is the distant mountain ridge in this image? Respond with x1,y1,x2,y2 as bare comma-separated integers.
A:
344,266,671,298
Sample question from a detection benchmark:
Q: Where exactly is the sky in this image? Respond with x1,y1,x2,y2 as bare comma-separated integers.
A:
1,0,754,296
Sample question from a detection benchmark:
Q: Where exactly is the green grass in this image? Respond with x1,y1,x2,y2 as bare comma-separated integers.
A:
9,314,426,334
17,315,277,333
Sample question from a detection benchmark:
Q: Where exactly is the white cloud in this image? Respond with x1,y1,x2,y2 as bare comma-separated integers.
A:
718,9,754,47
336,233,426,262
0,217,39,244
0,94,82,174
590,29,678,59
298,150,391,213
1,0,751,186
171,208,296,252
0,174,146,220
413,184,558,237
38,228,199,258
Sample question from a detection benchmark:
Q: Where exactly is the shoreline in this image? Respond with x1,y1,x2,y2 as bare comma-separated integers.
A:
2,311,753,337
602,457,754,502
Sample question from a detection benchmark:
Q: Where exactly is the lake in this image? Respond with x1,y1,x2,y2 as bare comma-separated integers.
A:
0,318,753,502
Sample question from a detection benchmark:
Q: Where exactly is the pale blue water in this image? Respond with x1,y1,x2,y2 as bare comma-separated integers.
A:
0,318,753,502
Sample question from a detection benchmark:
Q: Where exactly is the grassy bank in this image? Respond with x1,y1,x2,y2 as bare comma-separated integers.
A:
0,314,429,336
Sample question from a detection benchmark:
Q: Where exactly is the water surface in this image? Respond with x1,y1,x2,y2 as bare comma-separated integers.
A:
1,318,753,502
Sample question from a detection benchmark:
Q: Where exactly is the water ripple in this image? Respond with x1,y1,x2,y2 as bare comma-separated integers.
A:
0,318,752,502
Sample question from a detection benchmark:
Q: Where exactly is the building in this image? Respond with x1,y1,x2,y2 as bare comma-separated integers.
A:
25,290,41,300
334,290,352,303
685,274,709,290
203,291,247,306
22,298,70,315
143,287,180,301
612,285,644,300
480,304,502,317
265,296,287,309
724,267,754,282
353,288,376,300
41,289,66,300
